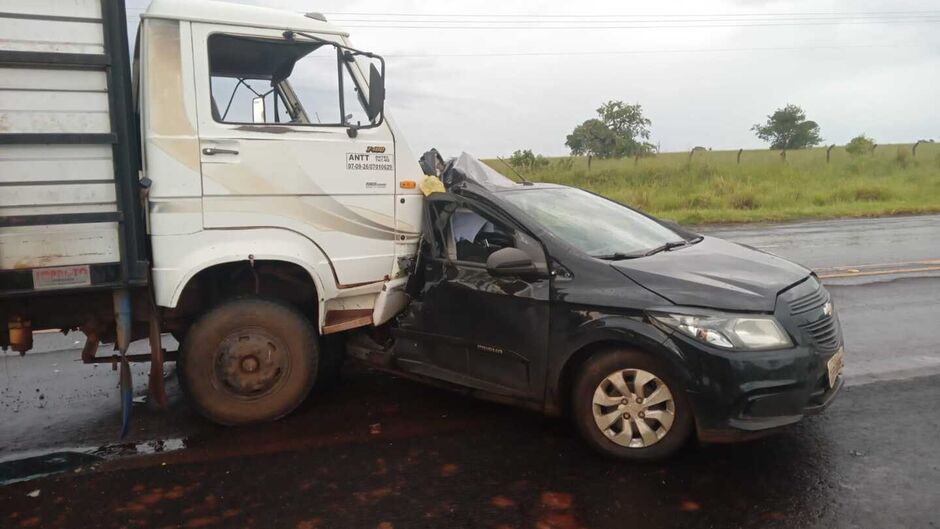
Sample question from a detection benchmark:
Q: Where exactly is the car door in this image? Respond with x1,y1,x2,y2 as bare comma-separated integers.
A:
190,23,397,286
395,193,551,401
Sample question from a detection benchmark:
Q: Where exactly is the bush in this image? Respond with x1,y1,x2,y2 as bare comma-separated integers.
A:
846,134,875,156
854,186,892,202
553,157,575,171
894,148,911,169
729,192,760,210
508,149,550,171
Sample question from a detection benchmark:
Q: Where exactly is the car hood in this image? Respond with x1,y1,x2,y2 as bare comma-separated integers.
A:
611,236,810,312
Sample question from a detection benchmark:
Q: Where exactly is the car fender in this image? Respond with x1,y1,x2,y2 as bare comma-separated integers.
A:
545,312,692,414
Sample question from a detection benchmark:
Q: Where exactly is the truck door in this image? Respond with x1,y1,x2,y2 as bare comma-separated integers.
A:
395,194,551,401
190,24,396,286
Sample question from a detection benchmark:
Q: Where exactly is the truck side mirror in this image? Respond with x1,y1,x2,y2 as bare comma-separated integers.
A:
252,96,265,123
366,63,385,122
486,247,538,277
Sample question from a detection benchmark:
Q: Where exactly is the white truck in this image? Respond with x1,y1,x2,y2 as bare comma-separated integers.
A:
1,0,422,428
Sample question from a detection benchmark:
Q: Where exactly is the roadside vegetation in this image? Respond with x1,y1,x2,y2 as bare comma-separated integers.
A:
489,99,939,224
488,142,940,224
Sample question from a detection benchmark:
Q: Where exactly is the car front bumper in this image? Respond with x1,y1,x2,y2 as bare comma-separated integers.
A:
666,334,845,443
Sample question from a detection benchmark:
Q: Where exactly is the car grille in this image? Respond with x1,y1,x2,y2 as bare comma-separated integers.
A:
789,286,828,315
798,314,841,352
780,278,843,352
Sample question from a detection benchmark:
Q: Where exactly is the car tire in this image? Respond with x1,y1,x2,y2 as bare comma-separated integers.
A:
179,298,318,425
572,348,693,461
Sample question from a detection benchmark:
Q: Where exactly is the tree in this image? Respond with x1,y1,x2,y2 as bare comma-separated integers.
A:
751,104,823,150
566,101,655,158
566,118,619,158
845,134,875,156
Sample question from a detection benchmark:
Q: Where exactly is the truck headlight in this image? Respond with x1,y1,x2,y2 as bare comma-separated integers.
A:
649,309,793,351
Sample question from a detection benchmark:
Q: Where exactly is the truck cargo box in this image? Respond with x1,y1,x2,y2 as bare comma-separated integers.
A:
0,0,147,297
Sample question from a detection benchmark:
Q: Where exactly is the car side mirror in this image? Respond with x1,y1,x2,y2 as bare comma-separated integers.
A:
366,63,385,122
252,96,265,123
486,247,538,277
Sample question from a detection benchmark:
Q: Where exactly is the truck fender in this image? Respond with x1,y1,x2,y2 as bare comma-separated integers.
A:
153,228,336,323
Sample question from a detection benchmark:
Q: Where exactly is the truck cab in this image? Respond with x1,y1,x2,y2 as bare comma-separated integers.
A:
1,0,423,431
138,0,423,335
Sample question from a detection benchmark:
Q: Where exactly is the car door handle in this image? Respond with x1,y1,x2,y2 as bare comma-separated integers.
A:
202,147,239,156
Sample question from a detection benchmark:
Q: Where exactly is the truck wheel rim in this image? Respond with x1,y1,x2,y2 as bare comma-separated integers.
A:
592,368,676,448
213,328,291,400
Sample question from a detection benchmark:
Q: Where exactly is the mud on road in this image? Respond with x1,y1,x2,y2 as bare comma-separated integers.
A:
3,214,940,528
1,366,938,529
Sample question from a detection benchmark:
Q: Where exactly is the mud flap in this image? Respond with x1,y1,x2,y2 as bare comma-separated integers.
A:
113,289,133,439
119,355,132,439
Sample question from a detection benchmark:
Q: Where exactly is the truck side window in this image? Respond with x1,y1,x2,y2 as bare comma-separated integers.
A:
450,208,517,264
207,34,369,126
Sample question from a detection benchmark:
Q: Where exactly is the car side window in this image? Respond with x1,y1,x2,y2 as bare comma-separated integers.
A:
449,208,517,264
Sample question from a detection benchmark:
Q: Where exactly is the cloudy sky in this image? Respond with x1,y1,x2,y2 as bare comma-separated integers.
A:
127,0,940,157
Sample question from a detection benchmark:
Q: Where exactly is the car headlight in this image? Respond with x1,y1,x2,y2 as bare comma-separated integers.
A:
648,309,793,351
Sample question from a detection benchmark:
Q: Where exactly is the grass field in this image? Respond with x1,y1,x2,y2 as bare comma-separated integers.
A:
485,143,940,225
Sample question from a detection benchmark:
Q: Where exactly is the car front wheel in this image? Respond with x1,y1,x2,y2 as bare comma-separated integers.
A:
572,348,693,461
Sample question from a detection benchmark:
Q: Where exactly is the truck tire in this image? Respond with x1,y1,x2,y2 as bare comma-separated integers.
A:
179,298,318,425
572,348,693,461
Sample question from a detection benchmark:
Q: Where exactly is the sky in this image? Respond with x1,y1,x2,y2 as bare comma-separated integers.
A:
126,0,940,158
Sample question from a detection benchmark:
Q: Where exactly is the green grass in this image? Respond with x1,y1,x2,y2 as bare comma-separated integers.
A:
485,143,940,225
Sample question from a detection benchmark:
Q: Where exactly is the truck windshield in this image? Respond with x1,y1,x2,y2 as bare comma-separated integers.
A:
500,188,685,258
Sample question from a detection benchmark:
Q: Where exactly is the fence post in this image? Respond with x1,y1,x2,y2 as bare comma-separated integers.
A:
780,150,787,162
587,155,592,172
688,146,706,165
826,144,835,163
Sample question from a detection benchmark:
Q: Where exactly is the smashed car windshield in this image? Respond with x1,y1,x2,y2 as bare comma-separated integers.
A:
501,187,683,257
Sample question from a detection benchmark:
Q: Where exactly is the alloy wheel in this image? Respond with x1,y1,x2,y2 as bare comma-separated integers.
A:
592,368,676,448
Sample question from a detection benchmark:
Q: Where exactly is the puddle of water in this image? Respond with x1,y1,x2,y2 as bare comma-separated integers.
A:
0,451,102,486
0,438,187,486
93,438,187,458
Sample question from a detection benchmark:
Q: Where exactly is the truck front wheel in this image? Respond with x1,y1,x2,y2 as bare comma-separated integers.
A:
179,298,318,425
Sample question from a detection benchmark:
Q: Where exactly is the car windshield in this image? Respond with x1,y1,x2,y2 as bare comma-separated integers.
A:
500,187,685,257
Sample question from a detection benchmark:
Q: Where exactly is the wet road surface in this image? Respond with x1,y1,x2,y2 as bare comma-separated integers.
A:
1,368,938,529
704,213,940,271
1,214,939,528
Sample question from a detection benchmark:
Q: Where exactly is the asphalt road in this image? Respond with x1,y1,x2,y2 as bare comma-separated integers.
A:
1,214,939,528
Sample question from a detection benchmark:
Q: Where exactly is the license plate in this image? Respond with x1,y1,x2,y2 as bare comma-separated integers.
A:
32,265,91,290
827,348,845,388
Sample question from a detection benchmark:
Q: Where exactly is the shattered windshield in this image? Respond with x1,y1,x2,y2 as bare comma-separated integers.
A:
501,187,683,257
